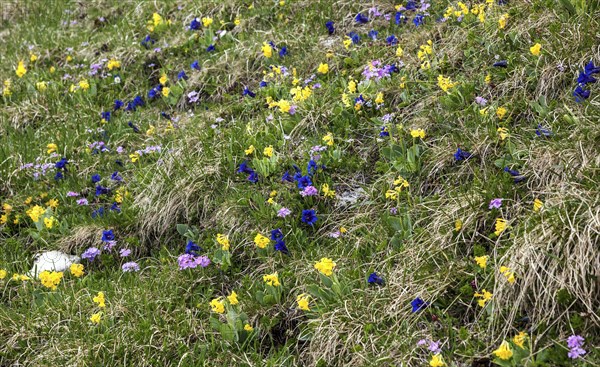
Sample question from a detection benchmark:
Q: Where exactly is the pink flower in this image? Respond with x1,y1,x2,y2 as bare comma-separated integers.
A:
277,207,291,217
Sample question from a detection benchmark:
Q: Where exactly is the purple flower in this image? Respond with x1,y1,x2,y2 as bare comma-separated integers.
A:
567,335,584,349
489,198,502,209
103,241,117,251
120,248,131,257
81,247,101,261
277,207,291,217
568,347,586,359
122,261,140,272
76,198,89,205
300,186,318,197
427,341,441,354
67,191,79,197
188,91,199,103
178,254,211,270
475,96,487,106
390,207,398,215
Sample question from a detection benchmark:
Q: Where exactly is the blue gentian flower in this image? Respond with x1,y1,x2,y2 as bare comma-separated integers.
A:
91,207,105,218
114,99,124,110
148,87,159,99
413,14,425,27
101,111,111,122
279,46,288,57
128,121,140,133
577,71,596,85
493,60,508,68
189,18,201,30
325,21,335,35
191,60,200,70
380,126,389,137
297,175,312,189
270,229,284,241
535,124,552,137
355,13,369,23
503,167,525,183
259,81,268,88
247,171,258,183
411,297,428,312
386,34,398,46
185,240,201,256
282,171,294,182
301,209,317,225
101,229,115,242
54,171,63,180
110,171,122,181
91,174,101,183
160,112,171,120
274,240,289,254
206,44,215,52
584,60,600,75
242,87,256,98
395,12,407,25
177,70,188,80
55,158,68,169
348,32,360,44
110,203,120,212
237,161,253,174
454,148,472,162
95,185,110,196
405,0,417,10
368,30,378,41
573,85,591,103
307,160,318,176
368,272,384,285
141,35,155,49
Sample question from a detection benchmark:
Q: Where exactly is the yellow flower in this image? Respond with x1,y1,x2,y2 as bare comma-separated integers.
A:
93,291,106,308
46,199,58,208
474,289,492,307
314,258,336,276
245,145,255,155
348,79,357,93
3,203,13,213
343,37,352,49
474,255,488,269
437,75,458,92
375,92,384,104
499,13,509,29
106,59,121,70
254,233,270,249
263,145,274,158
500,266,516,284
497,127,509,140
30,53,38,62
12,273,31,281
0,269,7,279
270,190,277,198
43,216,56,229
161,87,170,97
385,190,398,200
26,205,45,223
533,198,543,212
234,17,241,26
429,354,446,367
66,55,73,62
396,46,404,57
70,263,84,278
277,99,291,113
530,43,541,56
455,219,463,231
496,107,507,120
216,233,230,251
394,176,410,188
322,183,336,198
485,74,491,84
244,323,254,331
317,63,329,74
24,197,32,205
39,271,63,291
513,332,527,349
322,132,334,146
210,297,225,313
227,291,239,305
159,74,168,86
493,340,513,360
202,17,213,27
16,61,27,78
90,312,102,324
129,152,140,163
152,12,164,26
262,42,273,58
263,272,280,287
78,79,90,91
494,218,507,236
36,81,48,91
296,294,310,311
49,66,56,73
410,129,426,139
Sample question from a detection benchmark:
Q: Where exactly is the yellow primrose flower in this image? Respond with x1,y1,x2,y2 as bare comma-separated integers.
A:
161,87,170,97
0,269,7,279
0,214,7,225
375,92,384,104
410,129,426,139
49,66,56,73
455,219,463,231
159,74,168,85
474,255,488,269
530,43,541,56
533,198,543,212
12,273,31,281
396,46,404,57
394,176,410,188
70,263,84,278
263,145,274,158
39,270,63,290
296,294,310,311
262,42,273,58
79,79,90,90
245,145,255,155
46,199,58,208
93,291,106,308
30,53,38,62
499,13,509,29
107,59,121,70
497,127,509,140
216,234,230,251
496,107,507,119
43,216,56,229
314,257,336,276
474,289,492,307
494,218,507,236
263,272,280,287
322,132,334,146
322,183,335,198
343,37,352,49
15,60,27,78
244,323,254,331
129,152,140,163
66,55,73,62
437,75,458,92
513,332,527,349
90,312,102,324
317,63,329,74
36,81,48,91
493,340,513,360
348,79,357,93
254,233,270,249
152,12,164,26
202,17,213,27
227,291,239,305
2,203,12,213
210,298,225,313
429,354,446,367
26,205,45,223
277,99,291,113
234,18,241,26
385,190,398,200
485,73,492,84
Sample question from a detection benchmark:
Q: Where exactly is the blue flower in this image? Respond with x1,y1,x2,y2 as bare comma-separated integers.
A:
297,175,312,189
189,18,201,30
584,60,600,75
577,71,596,85
95,185,110,196
395,12,407,25
101,229,115,242
405,1,417,10
91,174,101,183
355,13,369,24
274,240,289,254
279,46,288,57
191,60,200,70
185,240,201,256
379,126,389,137
493,60,508,68
282,171,294,183
177,70,188,80
368,30,378,41
368,272,384,285
141,35,155,49
110,171,122,181
91,207,105,218
55,158,68,169
301,209,318,225
114,99,124,110
237,161,253,174
413,14,425,27
54,171,63,180
247,171,258,183
206,44,215,52
110,202,121,212
128,121,140,133
307,160,318,176
101,111,111,122
535,124,552,137
503,167,525,183
386,35,398,45
411,297,428,313
325,21,335,35
270,229,284,241
243,87,256,98
573,85,591,103
454,148,472,162
259,81,268,88
348,32,360,44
